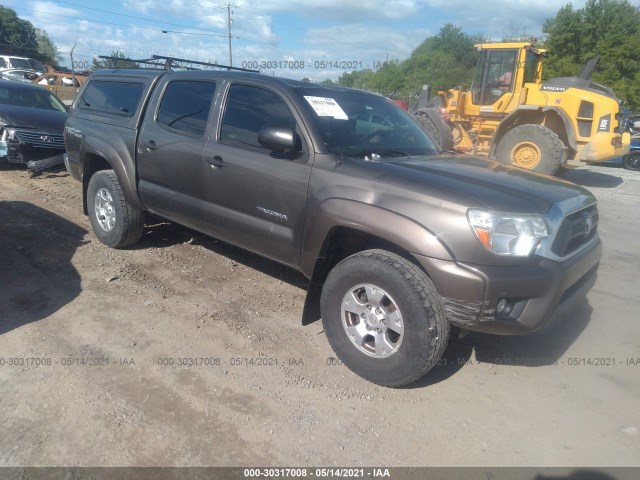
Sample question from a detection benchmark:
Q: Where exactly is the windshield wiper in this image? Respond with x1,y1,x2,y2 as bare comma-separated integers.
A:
340,150,371,159
374,149,411,158
340,149,410,159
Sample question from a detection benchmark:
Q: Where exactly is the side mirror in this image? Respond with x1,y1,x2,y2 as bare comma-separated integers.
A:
258,126,301,154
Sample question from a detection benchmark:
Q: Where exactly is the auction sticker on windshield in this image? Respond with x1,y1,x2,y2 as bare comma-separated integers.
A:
303,96,348,120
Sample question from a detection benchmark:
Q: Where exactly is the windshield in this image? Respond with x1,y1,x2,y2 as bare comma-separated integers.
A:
0,86,67,112
9,58,31,69
293,87,438,158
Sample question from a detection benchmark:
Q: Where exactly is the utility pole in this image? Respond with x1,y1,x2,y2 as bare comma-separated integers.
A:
70,42,78,99
227,3,233,67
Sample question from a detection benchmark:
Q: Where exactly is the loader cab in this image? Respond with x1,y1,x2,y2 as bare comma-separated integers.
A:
469,43,546,112
471,48,518,106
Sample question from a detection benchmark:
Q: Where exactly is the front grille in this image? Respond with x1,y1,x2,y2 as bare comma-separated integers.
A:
551,204,599,257
577,120,593,137
6,129,65,164
11,129,65,149
578,101,594,119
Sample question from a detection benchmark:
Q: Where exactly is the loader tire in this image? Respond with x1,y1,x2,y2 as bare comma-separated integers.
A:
495,124,565,176
413,108,454,152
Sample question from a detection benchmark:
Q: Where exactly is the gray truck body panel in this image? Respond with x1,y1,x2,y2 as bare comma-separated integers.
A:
65,69,601,334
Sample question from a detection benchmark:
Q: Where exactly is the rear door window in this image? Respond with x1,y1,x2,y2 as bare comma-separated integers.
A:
79,80,144,116
156,80,217,136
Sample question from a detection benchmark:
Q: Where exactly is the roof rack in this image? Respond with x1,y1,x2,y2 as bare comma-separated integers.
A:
97,55,258,73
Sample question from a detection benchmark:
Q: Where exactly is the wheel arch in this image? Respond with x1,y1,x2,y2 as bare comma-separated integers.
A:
80,138,142,215
300,199,452,325
490,106,577,159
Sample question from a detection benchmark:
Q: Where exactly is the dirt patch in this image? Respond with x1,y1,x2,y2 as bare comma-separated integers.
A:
0,163,639,467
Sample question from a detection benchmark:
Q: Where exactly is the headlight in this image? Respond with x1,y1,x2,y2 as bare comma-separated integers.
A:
467,209,549,256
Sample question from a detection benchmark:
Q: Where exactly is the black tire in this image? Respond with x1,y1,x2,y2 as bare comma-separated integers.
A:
495,124,565,176
413,108,454,152
87,170,143,248
623,152,640,171
320,249,449,387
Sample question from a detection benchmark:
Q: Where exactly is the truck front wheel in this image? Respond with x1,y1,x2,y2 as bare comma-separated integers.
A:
87,170,143,248
320,249,449,387
495,124,565,175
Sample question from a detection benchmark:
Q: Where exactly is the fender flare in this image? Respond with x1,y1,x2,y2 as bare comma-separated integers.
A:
300,198,452,276
80,137,143,212
299,198,453,324
490,106,577,158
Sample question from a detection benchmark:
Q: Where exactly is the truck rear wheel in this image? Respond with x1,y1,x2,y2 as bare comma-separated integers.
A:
87,170,143,248
320,249,449,387
496,124,565,175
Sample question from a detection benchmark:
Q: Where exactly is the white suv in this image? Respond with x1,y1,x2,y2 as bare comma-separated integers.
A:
0,55,46,74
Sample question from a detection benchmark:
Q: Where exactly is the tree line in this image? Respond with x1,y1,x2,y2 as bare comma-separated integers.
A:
322,0,640,109
0,6,59,64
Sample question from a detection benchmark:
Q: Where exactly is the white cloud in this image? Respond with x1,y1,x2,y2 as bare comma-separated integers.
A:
14,0,591,79
418,0,589,36
247,0,421,21
304,24,430,63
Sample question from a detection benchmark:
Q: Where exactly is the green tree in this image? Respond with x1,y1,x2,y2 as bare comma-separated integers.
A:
35,28,61,65
0,6,38,59
91,51,139,70
0,6,60,64
543,0,640,108
323,24,481,101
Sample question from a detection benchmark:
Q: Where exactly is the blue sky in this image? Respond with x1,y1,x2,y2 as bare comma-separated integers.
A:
5,0,609,81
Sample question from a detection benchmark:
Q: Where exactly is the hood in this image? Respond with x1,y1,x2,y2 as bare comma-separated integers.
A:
541,76,618,102
0,104,67,131
540,56,619,101
370,155,593,214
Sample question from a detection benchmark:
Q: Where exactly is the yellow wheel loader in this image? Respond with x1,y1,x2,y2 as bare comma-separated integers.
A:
412,42,631,175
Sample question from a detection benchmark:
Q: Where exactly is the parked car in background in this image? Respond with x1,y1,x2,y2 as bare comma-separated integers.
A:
34,72,89,103
0,69,40,83
623,131,640,171
0,55,46,75
0,81,67,164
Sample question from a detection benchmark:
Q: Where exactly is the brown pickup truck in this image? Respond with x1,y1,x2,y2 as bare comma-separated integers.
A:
64,69,601,387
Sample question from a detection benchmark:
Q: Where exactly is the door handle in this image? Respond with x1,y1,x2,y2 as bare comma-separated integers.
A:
142,140,157,151
207,156,227,168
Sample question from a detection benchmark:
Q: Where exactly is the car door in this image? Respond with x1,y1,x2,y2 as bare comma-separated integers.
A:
57,76,80,102
202,82,312,266
137,75,218,230
37,75,59,95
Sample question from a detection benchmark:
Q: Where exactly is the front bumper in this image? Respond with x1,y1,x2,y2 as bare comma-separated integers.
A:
5,129,66,164
414,237,601,335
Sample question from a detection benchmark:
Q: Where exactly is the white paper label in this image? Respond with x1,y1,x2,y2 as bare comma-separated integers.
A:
303,96,348,120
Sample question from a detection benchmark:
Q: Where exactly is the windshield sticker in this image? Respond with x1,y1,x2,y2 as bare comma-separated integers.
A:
303,96,348,120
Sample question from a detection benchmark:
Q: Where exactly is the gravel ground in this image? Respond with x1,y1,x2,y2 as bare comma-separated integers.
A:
0,161,638,467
